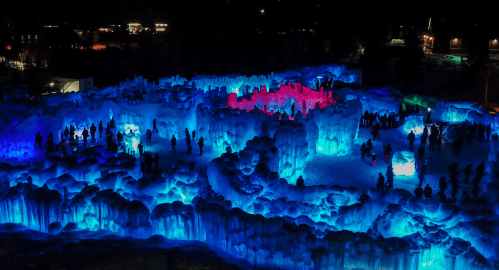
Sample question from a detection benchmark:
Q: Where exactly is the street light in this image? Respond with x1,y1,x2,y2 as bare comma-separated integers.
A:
261,9,264,14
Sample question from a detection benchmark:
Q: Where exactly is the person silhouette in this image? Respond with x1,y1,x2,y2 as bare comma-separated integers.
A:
171,135,177,152
198,136,204,156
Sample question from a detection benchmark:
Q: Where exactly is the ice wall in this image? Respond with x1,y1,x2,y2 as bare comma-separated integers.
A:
196,107,270,156
298,99,362,155
273,121,309,183
488,140,499,185
226,81,340,116
340,87,401,115
0,154,496,270
159,64,360,96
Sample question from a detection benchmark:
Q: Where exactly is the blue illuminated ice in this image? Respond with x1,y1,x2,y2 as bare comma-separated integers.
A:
403,115,425,135
392,151,416,176
1,66,499,270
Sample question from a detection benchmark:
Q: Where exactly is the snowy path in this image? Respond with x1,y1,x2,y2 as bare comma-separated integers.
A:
28,123,491,199
304,124,491,195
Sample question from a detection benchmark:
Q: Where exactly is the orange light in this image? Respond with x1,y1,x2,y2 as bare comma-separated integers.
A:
92,45,106,50
6,45,11,50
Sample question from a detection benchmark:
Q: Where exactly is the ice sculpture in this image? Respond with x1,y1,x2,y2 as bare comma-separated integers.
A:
392,151,416,176
403,115,425,134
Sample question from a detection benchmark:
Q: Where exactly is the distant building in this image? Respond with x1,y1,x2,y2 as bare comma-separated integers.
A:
387,39,406,46
127,23,142,34
490,39,499,51
155,23,167,32
35,73,94,94
428,17,499,55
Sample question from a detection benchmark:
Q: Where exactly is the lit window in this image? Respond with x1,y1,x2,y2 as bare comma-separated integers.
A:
21,35,24,40
35,35,37,39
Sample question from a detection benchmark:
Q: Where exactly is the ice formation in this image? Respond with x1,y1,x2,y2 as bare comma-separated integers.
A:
392,151,416,176
403,114,425,134
0,65,498,270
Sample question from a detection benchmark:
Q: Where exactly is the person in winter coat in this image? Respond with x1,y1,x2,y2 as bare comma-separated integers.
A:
35,132,44,148
57,140,67,157
69,125,75,140
146,129,152,146
171,135,177,152
64,127,69,141
186,134,192,153
361,143,367,161
376,173,385,193
90,123,97,143
372,152,376,166
153,119,159,134
82,127,89,146
138,142,144,155
383,144,391,163
99,121,104,139
408,131,416,150
198,136,204,156
414,185,424,198
424,184,432,198
46,136,54,156
366,139,373,156
296,175,305,187
420,132,428,148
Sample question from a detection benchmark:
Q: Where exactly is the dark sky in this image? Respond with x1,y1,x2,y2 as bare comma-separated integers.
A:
1,0,493,34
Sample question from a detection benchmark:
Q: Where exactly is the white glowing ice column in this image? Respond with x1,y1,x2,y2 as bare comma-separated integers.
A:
392,151,416,176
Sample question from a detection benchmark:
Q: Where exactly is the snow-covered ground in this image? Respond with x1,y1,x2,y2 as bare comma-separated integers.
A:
304,124,490,196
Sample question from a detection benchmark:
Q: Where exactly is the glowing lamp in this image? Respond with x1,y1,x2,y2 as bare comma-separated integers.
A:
454,38,458,41
427,108,431,112
392,151,416,176
50,82,54,87
261,9,264,13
